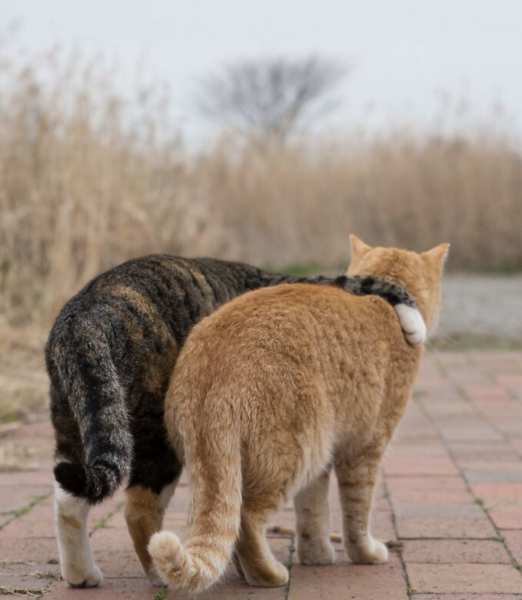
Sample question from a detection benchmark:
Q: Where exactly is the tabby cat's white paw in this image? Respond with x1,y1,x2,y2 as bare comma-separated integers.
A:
394,304,426,346
63,564,103,588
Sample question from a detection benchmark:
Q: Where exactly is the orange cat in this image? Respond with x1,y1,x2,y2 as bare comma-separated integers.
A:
149,236,449,593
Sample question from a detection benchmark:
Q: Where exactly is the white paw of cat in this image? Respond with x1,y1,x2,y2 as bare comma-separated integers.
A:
394,304,427,346
63,563,103,588
347,539,389,565
298,538,336,565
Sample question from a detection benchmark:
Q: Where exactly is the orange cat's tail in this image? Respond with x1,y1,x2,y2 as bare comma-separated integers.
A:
148,405,242,593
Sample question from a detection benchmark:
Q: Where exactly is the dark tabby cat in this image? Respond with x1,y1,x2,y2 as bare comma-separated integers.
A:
46,254,426,588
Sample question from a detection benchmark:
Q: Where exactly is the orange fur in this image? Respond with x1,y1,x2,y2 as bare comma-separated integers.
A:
149,238,448,593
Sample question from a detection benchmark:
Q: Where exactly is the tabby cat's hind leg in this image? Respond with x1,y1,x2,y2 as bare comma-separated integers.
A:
54,480,102,588
335,445,389,565
236,499,289,587
125,479,178,586
294,470,335,565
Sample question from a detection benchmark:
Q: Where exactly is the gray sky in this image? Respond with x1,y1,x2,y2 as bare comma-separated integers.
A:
2,0,522,143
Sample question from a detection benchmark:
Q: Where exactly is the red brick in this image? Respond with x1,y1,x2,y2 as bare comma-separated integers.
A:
288,554,408,600
396,516,496,539
503,530,522,564
464,466,522,483
387,476,468,493
0,503,56,538
0,537,59,563
0,486,51,514
496,375,522,388
0,470,53,487
407,563,522,594
0,561,59,592
395,502,485,520
470,482,522,503
95,551,144,579
384,456,459,476
45,578,159,599
402,539,510,564
489,505,522,529
463,385,512,399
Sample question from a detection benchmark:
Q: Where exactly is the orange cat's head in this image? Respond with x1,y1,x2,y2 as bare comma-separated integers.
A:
347,235,449,336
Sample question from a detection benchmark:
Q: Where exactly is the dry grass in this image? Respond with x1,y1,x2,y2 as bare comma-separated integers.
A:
1,38,521,329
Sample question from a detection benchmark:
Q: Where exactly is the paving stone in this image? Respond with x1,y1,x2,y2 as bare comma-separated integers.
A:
3,351,522,599
407,563,522,594
470,482,522,503
0,537,59,563
384,456,459,476
390,489,473,504
489,505,522,529
394,502,485,520
496,375,522,388
91,526,134,553
0,470,53,487
0,561,60,593
387,476,468,493
95,551,144,579
45,578,159,599
0,486,51,514
402,539,511,563
439,426,504,443
0,503,56,538
396,516,497,539
288,554,408,599
502,530,522,564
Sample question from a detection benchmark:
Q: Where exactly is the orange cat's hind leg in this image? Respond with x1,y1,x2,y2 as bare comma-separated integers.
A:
236,498,289,587
294,470,335,565
335,446,389,565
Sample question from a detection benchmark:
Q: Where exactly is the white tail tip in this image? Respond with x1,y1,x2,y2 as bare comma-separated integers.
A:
394,304,427,346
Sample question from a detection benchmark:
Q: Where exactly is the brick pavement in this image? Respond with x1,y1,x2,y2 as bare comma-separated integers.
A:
1,351,522,599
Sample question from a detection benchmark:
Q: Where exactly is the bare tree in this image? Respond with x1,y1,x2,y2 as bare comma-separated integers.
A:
196,56,347,142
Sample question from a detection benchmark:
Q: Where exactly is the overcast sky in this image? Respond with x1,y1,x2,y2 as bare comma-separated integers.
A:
2,0,522,143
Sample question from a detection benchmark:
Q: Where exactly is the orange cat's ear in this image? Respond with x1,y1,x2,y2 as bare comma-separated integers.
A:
349,235,372,264
422,243,450,272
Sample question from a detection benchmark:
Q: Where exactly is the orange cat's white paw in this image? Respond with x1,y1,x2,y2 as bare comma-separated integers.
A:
347,539,389,565
394,304,427,346
298,538,335,565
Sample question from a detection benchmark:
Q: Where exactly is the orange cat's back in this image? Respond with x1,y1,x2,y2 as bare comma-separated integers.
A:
177,282,412,382
170,281,421,458
150,239,447,594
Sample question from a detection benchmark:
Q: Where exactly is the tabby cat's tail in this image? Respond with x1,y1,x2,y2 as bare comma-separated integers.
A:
49,326,132,505
148,398,242,593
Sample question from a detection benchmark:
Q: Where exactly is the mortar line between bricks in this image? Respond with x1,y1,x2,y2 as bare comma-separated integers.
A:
0,492,51,531
89,500,125,537
382,474,412,598
416,362,522,580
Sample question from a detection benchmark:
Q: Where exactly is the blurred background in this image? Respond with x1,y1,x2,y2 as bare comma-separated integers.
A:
0,0,521,423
